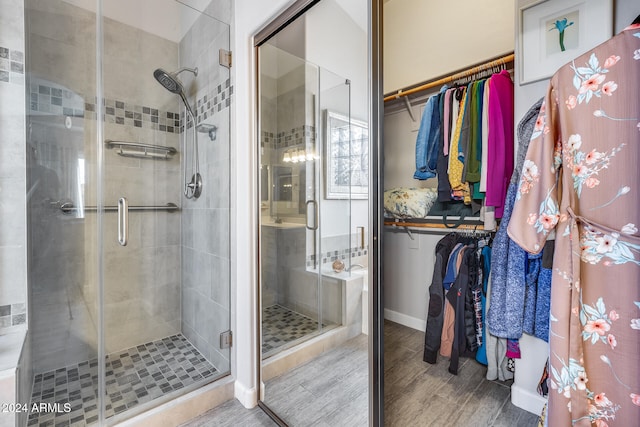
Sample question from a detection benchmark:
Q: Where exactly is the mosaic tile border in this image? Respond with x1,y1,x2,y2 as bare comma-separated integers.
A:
100,99,181,133
27,334,217,427
0,46,25,85
0,302,26,329
261,125,315,150
29,79,234,135
192,78,233,129
29,83,85,118
306,245,369,267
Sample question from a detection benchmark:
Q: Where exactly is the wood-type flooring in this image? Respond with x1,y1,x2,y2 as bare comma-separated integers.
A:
182,321,542,426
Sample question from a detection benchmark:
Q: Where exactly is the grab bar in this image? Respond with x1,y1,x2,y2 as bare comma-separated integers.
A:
305,199,318,231
118,197,128,246
58,201,180,214
105,139,177,159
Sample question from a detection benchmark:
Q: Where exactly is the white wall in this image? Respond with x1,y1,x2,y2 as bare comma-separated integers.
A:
383,0,514,94
384,102,436,190
383,231,441,330
305,0,367,120
305,0,369,247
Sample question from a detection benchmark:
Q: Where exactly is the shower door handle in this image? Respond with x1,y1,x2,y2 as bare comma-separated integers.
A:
305,199,318,231
118,197,128,246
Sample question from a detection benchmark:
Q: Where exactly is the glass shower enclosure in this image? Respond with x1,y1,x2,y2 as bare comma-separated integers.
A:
24,0,231,425
258,43,352,358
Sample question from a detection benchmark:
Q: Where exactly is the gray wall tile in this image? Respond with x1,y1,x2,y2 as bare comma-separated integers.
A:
179,6,231,374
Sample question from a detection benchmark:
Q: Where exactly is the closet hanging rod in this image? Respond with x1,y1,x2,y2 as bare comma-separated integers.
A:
383,52,514,103
385,224,492,238
384,220,492,236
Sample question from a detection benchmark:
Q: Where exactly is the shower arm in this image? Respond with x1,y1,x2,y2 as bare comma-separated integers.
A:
174,67,198,76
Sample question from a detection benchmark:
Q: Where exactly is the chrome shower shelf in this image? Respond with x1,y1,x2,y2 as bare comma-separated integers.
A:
105,139,177,160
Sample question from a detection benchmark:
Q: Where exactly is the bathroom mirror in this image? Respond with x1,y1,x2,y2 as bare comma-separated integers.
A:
271,166,293,201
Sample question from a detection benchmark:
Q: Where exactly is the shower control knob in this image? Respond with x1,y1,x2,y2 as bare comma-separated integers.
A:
185,173,203,199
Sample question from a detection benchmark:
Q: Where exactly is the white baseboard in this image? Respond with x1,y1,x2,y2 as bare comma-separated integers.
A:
234,380,258,409
510,384,547,416
384,309,426,332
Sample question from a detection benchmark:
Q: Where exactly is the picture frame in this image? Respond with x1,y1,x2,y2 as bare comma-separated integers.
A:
519,0,613,85
324,110,369,200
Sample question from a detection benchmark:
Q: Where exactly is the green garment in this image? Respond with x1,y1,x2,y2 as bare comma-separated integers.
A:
465,80,484,184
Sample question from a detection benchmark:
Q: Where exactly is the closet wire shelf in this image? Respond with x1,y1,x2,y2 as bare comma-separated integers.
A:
105,139,177,160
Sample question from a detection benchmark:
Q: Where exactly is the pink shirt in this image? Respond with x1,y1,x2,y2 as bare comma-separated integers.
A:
485,70,514,218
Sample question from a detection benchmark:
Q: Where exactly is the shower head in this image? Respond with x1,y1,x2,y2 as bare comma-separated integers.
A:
153,68,183,94
153,66,198,119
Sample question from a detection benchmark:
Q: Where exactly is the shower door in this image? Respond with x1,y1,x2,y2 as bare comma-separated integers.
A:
24,1,230,425
258,36,354,423
98,3,232,423
259,43,351,357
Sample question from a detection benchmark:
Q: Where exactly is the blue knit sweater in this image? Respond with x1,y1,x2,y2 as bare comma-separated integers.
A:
487,98,550,340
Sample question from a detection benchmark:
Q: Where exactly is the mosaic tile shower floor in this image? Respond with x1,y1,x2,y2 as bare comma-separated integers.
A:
262,304,334,357
27,334,217,427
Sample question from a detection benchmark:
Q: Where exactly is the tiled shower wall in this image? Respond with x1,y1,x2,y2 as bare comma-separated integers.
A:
0,0,27,335
179,1,232,374
0,1,29,426
260,63,311,310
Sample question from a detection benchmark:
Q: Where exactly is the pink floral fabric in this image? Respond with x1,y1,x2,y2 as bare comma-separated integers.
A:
508,26,640,426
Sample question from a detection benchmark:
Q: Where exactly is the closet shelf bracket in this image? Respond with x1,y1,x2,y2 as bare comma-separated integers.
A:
402,95,416,122
403,226,415,240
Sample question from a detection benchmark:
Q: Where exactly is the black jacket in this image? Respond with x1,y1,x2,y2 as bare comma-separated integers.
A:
447,245,479,375
423,233,458,364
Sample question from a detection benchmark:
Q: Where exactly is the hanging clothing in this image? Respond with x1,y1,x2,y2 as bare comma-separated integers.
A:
484,281,514,382
442,88,452,153
424,233,487,374
532,240,554,342
439,299,455,358
437,90,455,202
508,25,640,427
479,80,491,193
440,242,465,357
463,80,484,184
423,233,458,363
447,245,478,375
485,70,514,218
414,86,447,180
487,98,543,339
475,245,491,365
448,87,467,191
484,332,513,382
